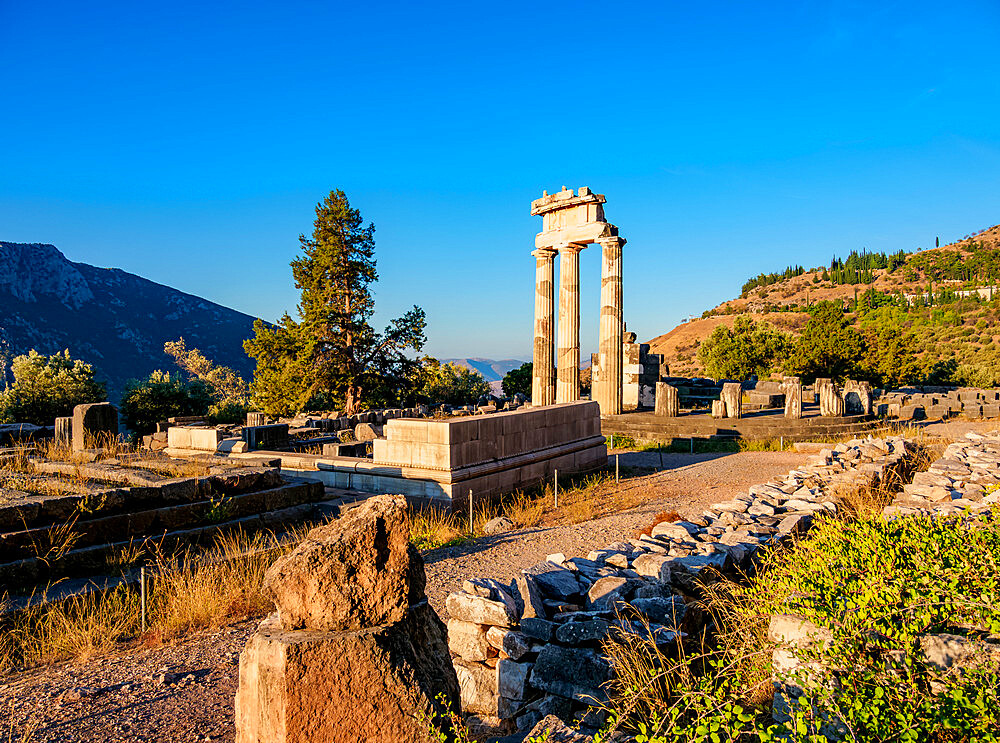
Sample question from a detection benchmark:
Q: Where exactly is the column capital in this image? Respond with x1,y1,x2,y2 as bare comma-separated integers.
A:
597,235,626,249
556,242,587,255
531,247,557,259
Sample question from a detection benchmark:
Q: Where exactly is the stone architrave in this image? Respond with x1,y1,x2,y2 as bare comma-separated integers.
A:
236,494,459,743
556,245,584,404
655,382,680,417
720,383,743,419
71,402,118,451
531,187,624,409
781,377,802,420
54,417,72,446
531,248,556,407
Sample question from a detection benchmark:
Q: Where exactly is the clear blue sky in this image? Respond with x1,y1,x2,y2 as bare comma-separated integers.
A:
2,1,999,361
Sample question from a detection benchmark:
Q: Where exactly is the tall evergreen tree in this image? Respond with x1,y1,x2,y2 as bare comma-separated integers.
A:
245,190,426,415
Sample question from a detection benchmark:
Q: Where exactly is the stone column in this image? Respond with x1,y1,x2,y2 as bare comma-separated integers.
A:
721,383,743,419
782,376,802,420
556,245,584,404
531,248,556,407
655,382,679,417
596,237,624,415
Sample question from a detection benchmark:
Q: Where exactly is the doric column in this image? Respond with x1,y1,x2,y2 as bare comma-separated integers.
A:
556,245,584,404
596,237,624,415
531,248,556,406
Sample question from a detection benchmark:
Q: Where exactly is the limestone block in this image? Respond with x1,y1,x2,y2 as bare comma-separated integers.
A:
263,494,423,631
781,376,802,420
485,627,532,660
71,402,117,451
453,658,500,717
446,592,517,627
189,427,225,451
235,606,458,743
497,659,532,701
711,400,725,419
632,553,672,582
447,618,491,661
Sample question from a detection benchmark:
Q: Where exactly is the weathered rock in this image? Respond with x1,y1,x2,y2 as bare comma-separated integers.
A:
523,561,581,599
520,617,556,641
485,626,532,660
629,596,687,627
555,617,612,644
524,715,594,742
586,576,631,610
528,645,612,704
516,573,548,619
632,553,672,582
497,659,532,701
482,516,514,535
235,606,458,743
447,592,517,627
454,658,500,716
448,618,490,661
262,494,422,631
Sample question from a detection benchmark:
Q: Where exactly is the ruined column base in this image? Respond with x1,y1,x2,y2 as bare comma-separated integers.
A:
236,604,459,743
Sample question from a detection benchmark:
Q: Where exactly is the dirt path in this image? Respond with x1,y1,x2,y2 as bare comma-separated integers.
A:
422,450,805,615
1,450,807,742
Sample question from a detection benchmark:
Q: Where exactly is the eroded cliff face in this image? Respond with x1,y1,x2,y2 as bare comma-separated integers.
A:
0,241,257,400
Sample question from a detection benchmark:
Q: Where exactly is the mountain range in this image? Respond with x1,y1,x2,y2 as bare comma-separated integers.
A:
0,241,258,400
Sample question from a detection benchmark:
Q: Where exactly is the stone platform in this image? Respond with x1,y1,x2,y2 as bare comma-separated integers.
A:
602,405,880,443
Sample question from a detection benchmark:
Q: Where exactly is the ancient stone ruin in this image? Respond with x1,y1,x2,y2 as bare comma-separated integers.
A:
530,187,625,414
235,494,459,743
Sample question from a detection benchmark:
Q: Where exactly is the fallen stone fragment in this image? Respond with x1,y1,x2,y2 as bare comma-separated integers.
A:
447,592,517,627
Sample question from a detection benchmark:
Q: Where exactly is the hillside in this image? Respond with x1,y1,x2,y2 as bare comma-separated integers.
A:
648,224,1000,381
0,242,258,400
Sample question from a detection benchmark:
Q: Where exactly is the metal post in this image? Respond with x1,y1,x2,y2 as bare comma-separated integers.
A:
140,566,146,633
780,436,784,451
554,470,558,508
469,491,473,535
659,446,664,470
690,437,694,454
615,454,619,483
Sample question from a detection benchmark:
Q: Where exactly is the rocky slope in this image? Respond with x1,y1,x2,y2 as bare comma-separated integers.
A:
0,242,257,400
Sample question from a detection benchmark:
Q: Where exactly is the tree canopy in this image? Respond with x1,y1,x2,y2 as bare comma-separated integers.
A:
501,362,532,398
0,350,106,425
414,358,489,406
697,316,790,381
244,190,426,416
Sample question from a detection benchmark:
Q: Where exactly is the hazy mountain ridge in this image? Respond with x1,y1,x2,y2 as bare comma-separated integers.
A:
442,358,528,382
0,241,258,401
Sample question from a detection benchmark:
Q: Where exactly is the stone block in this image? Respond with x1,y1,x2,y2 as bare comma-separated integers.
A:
528,645,612,704
236,607,458,743
448,618,490,661
71,402,117,451
242,424,289,451
446,592,517,627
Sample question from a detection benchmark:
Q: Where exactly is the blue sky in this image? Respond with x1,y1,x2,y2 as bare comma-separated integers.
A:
2,0,999,361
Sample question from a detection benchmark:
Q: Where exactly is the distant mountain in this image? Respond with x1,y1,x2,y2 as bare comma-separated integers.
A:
0,241,258,401
442,358,528,383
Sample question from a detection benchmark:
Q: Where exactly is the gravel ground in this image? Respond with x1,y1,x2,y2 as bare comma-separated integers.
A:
1,450,807,742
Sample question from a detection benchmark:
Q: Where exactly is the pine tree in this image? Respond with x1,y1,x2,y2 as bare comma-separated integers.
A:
245,190,426,415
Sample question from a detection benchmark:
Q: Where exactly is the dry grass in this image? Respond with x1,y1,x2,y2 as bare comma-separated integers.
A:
3,701,40,743
0,524,315,673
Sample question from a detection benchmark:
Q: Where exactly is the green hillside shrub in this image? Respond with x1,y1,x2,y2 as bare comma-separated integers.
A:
120,371,213,434
598,512,1000,742
697,316,791,380
0,350,106,426
415,358,489,406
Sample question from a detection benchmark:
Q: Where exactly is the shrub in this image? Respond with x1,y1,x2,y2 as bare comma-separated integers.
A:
501,362,532,398
0,350,105,425
208,399,248,425
119,371,213,435
415,358,490,406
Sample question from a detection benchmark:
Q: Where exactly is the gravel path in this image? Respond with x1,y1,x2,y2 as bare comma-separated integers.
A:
1,450,807,742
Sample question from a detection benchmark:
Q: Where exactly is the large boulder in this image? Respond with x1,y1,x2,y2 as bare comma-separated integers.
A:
263,494,425,631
